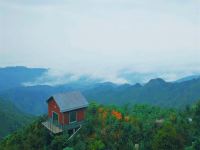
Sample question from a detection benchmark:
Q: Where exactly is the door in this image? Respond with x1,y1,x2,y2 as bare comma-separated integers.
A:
52,112,59,124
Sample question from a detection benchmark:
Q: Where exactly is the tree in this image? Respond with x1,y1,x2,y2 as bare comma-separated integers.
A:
193,101,200,135
88,139,105,150
192,137,200,150
152,124,184,150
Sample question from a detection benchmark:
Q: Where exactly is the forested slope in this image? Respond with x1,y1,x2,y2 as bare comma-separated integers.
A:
1,101,200,150
0,98,33,140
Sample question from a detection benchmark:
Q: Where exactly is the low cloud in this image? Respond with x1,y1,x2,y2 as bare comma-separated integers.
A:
1,0,199,84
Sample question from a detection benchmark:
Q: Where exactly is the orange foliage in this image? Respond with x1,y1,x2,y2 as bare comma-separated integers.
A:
112,110,122,120
98,107,108,119
98,108,108,128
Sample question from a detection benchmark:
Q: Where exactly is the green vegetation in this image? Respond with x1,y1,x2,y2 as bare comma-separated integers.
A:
1,101,200,150
0,98,33,140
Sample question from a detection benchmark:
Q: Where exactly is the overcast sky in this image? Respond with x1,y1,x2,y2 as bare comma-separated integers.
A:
0,0,200,83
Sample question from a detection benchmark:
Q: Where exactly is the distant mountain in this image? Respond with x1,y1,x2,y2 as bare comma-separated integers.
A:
0,85,73,115
0,66,102,88
1,77,200,116
0,66,47,91
1,66,200,115
0,83,90,115
0,98,33,140
83,78,200,108
175,75,200,83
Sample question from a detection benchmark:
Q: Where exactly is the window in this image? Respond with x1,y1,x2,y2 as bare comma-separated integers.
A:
69,111,77,123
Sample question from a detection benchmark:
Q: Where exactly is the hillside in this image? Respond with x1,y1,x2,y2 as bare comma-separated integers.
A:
0,98,33,140
1,102,200,150
1,78,200,115
0,84,80,115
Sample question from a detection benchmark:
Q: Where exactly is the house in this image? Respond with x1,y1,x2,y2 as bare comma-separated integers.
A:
42,91,89,134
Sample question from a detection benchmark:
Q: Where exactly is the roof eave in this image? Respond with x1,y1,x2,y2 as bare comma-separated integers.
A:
60,104,89,112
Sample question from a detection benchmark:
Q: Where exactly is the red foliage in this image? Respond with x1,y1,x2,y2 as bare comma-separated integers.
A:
112,110,122,120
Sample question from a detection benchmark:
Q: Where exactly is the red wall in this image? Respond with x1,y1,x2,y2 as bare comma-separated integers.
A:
48,98,64,125
77,108,86,122
48,98,86,125
62,108,86,124
63,112,69,124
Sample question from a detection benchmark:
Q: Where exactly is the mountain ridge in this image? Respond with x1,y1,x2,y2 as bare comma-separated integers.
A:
1,66,200,115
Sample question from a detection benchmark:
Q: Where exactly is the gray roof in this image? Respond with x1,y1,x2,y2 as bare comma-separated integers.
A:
48,91,89,112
